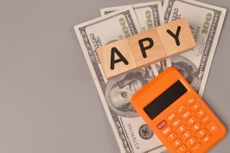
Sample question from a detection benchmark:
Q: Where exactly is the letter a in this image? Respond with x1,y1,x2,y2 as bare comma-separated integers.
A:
110,47,129,70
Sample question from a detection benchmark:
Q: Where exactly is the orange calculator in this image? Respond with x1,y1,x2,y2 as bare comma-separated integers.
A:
131,67,226,153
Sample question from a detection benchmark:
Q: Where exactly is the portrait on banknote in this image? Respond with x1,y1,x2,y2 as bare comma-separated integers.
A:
171,55,201,92
105,69,153,117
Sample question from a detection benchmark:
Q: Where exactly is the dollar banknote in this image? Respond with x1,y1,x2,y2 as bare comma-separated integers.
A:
164,0,227,95
100,0,167,15
74,7,167,153
100,1,171,73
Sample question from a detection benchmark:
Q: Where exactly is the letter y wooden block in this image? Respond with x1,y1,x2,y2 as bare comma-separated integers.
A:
157,18,195,57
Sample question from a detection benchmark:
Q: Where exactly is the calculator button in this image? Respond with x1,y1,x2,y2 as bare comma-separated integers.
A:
196,129,206,139
162,126,171,135
186,137,197,147
167,133,177,142
182,111,191,120
172,119,181,127
192,123,202,132
206,121,219,135
167,113,176,122
191,143,201,152
172,139,182,148
196,109,206,118
187,96,195,105
178,105,186,113
186,117,196,127
182,131,192,140
191,103,200,112
201,115,211,125
157,120,167,129
177,125,186,134
201,135,211,144
177,145,187,153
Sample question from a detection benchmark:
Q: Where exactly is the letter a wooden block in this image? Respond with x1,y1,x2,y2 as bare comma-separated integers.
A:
97,39,136,79
157,18,196,57
127,29,166,67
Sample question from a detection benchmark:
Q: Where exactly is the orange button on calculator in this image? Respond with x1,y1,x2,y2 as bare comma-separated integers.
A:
131,67,226,153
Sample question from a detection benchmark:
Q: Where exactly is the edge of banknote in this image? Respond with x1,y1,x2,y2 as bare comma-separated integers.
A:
193,1,227,95
74,7,141,153
100,0,167,16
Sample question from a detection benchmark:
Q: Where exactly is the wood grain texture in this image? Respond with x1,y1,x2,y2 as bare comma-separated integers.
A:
157,18,196,57
127,29,166,67
97,39,136,79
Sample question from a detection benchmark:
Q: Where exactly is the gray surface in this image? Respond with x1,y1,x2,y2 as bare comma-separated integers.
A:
0,0,229,152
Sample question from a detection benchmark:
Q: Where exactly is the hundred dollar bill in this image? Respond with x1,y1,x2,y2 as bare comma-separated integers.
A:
165,0,227,95
74,7,166,153
100,1,171,73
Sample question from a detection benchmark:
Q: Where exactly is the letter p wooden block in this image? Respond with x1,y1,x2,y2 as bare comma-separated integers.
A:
97,18,196,79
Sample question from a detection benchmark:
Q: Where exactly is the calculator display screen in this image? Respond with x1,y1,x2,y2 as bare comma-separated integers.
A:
144,80,187,120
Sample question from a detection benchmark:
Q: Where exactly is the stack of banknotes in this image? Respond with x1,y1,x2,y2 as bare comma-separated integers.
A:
74,0,227,152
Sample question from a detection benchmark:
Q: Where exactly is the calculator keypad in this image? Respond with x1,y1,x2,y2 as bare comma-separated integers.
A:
158,95,217,152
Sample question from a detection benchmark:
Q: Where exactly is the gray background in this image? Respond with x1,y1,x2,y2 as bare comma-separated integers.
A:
0,0,229,152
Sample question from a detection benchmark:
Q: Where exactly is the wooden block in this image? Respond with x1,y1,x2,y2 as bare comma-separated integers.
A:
127,29,166,67
97,39,136,79
97,18,196,79
157,18,196,57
